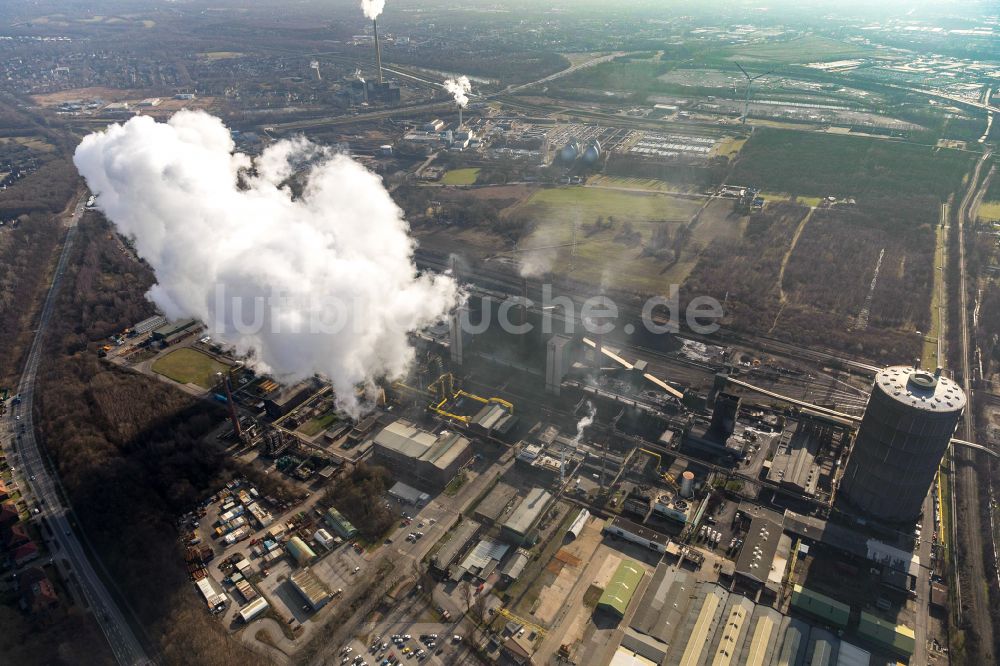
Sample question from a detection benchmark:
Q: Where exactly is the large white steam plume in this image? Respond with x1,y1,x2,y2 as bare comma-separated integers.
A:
74,110,458,413
361,0,385,20
572,401,596,445
443,76,472,108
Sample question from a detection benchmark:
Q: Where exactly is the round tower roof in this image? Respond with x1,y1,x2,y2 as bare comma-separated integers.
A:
874,366,966,412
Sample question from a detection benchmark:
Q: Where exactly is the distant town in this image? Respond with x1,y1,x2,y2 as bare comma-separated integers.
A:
0,1,999,666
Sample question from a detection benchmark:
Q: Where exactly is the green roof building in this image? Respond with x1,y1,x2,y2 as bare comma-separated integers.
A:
790,584,850,628
596,560,644,619
287,536,316,566
324,507,358,540
858,611,915,656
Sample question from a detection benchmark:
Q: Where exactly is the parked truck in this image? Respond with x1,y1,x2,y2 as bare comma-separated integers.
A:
224,526,251,545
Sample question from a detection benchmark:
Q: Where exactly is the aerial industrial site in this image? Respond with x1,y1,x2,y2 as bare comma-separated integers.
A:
0,1,998,666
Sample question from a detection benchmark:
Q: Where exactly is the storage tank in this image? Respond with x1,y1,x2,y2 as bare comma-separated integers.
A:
680,470,695,498
838,366,965,523
559,139,581,163
582,140,601,164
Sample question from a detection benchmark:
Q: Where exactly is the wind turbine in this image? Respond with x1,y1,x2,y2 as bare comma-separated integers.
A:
736,63,773,126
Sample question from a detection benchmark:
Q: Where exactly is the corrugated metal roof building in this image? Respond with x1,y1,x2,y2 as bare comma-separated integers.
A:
239,597,269,623
708,594,755,665
290,567,333,610
835,641,871,666
389,481,430,506
736,605,783,666
453,538,509,581
566,508,590,540
373,419,473,487
665,584,729,666
151,318,198,340
430,519,481,577
501,548,530,581
597,559,645,619
603,515,669,554
287,536,317,566
774,617,810,666
790,585,850,628
609,646,658,666
856,611,914,657
473,482,520,525
324,507,358,540
629,564,696,647
501,487,553,545
314,528,336,549
133,315,167,335
805,627,839,666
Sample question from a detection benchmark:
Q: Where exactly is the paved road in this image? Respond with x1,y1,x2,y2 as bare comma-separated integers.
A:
913,488,935,666
4,196,151,665
268,52,624,133
952,149,995,662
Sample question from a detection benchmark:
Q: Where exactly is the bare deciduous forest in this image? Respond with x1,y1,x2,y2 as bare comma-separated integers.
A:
33,215,273,665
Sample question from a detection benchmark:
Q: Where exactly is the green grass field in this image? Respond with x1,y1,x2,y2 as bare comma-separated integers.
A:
151,348,230,388
509,187,704,292
721,35,873,64
731,128,975,200
586,175,696,193
977,201,1000,222
440,168,480,186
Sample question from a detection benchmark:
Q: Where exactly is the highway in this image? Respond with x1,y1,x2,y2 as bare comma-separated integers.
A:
265,51,629,133
3,196,151,666
951,148,995,662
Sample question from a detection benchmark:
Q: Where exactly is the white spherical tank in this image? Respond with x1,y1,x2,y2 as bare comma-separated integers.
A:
582,140,601,164
559,140,580,163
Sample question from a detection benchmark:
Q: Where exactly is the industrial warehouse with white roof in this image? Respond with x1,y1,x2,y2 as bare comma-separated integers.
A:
371,419,473,487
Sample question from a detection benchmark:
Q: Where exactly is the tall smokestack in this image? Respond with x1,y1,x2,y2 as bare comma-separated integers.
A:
459,106,463,129
373,19,383,85
219,371,242,441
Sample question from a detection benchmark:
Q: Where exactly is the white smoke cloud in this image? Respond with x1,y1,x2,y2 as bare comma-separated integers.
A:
73,111,458,414
443,76,472,108
518,244,556,279
572,401,596,445
361,0,385,20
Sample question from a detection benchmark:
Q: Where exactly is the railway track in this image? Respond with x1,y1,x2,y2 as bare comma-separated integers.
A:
951,148,995,661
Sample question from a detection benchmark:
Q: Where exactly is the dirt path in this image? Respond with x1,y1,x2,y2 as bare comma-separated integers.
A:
767,206,814,335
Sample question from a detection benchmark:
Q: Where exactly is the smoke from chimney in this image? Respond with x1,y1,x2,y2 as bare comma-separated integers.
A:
444,76,471,128
572,401,596,445
360,0,385,20
73,111,459,415
444,76,472,108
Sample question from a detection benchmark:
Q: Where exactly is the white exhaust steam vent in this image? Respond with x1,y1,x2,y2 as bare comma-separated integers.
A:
361,0,385,20
74,111,458,414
